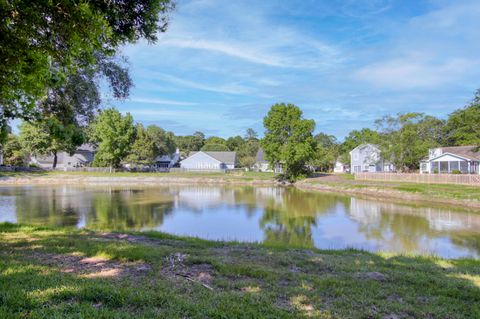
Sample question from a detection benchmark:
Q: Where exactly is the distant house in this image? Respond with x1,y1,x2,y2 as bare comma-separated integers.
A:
333,160,348,173
30,144,95,169
180,151,236,171
420,146,480,174
155,148,180,169
350,143,394,173
253,148,283,173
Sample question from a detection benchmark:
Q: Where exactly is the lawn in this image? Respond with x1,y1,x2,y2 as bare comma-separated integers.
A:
0,170,276,181
304,174,480,203
1,223,479,318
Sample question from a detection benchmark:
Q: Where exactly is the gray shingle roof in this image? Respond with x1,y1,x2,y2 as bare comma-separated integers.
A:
438,146,480,160
256,148,267,163
203,151,236,164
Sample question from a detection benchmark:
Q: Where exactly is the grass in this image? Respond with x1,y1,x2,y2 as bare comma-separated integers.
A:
0,170,276,181
306,174,480,203
1,223,479,318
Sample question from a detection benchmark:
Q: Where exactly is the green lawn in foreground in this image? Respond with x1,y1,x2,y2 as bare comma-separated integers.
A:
1,223,479,318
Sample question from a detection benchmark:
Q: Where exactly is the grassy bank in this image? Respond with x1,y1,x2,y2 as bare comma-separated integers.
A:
0,170,277,183
1,224,479,318
301,174,480,207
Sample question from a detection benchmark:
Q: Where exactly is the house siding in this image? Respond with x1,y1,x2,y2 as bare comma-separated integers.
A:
350,144,393,173
180,152,225,170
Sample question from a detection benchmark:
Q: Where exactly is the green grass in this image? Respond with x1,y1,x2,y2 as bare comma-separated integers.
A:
306,175,480,203
0,170,276,181
1,223,479,318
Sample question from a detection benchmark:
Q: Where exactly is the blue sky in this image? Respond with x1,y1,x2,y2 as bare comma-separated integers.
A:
114,0,480,139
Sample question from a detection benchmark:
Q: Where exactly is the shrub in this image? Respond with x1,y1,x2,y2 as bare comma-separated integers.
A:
451,169,462,174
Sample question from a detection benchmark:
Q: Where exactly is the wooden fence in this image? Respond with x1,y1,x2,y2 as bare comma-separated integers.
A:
355,172,480,185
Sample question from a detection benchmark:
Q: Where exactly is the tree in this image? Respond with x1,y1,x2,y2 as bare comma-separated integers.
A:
126,124,156,165
0,1,174,126
146,125,176,157
174,132,205,154
444,89,480,147
245,128,258,141
309,133,339,172
2,134,28,166
19,118,84,168
89,108,135,168
376,113,445,171
261,103,316,181
201,143,230,151
226,136,245,151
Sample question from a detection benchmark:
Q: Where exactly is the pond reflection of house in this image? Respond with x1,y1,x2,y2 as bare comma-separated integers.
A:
175,187,236,210
254,187,285,205
349,198,480,231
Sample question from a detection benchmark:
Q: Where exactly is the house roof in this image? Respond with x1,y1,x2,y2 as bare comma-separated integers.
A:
349,143,380,154
256,148,267,163
188,151,236,164
436,146,480,161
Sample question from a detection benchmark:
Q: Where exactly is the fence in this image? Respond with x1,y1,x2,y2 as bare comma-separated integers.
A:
355,172,480,185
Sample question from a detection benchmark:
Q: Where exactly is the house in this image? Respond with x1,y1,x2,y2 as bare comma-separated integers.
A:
30,144,95,169
0,148,3,165
154,148,180,169
180,151,236,171
252,148,283,173
420,146,480,174
333,160,349,173
349,143,394,173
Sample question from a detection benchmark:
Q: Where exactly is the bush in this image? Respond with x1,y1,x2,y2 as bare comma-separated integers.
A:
451,169,462,174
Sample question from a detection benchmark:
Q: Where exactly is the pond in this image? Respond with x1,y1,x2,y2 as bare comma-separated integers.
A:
1,185,479,259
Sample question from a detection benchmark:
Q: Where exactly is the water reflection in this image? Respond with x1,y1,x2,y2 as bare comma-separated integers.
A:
0,185,479,258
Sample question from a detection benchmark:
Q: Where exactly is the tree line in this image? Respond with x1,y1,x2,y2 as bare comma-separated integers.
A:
2,88,479,179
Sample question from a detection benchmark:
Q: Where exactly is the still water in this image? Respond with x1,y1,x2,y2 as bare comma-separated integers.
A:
1,185,479,258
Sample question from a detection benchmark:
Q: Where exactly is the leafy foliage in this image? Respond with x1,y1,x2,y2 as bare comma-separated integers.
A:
309,133,339,172
0,0,174,126
146,125,176,157
126,124,156,165
376,113,445,171
19,118,84,168
89,108,135,168
444,89,480,147
1,134,27,166
261,103,316,181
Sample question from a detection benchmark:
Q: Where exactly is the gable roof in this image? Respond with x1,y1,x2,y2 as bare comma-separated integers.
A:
435,146,480,161
349,143,380,154
187,151,236,164
256,148,267,163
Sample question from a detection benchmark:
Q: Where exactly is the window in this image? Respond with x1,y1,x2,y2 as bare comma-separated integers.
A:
460,161,468,173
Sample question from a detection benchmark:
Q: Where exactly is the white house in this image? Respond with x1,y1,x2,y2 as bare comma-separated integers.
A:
30,144,95,169
252,148,283,173
180,151,236,171
350,143,394,173
420,146,480,174
333,160,348,173
154,148,180,169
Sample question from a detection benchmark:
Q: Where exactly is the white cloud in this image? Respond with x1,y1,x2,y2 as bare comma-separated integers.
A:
128,97,197,106
354,58,472,89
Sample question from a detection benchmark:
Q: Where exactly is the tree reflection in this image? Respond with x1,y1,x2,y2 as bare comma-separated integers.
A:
14,186,176,230
256,188,348,248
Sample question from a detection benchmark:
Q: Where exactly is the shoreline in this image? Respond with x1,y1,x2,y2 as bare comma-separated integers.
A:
295,181,480,210
1,172,479,210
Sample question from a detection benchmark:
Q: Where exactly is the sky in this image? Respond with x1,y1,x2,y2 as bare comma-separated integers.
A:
113,0,480,140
